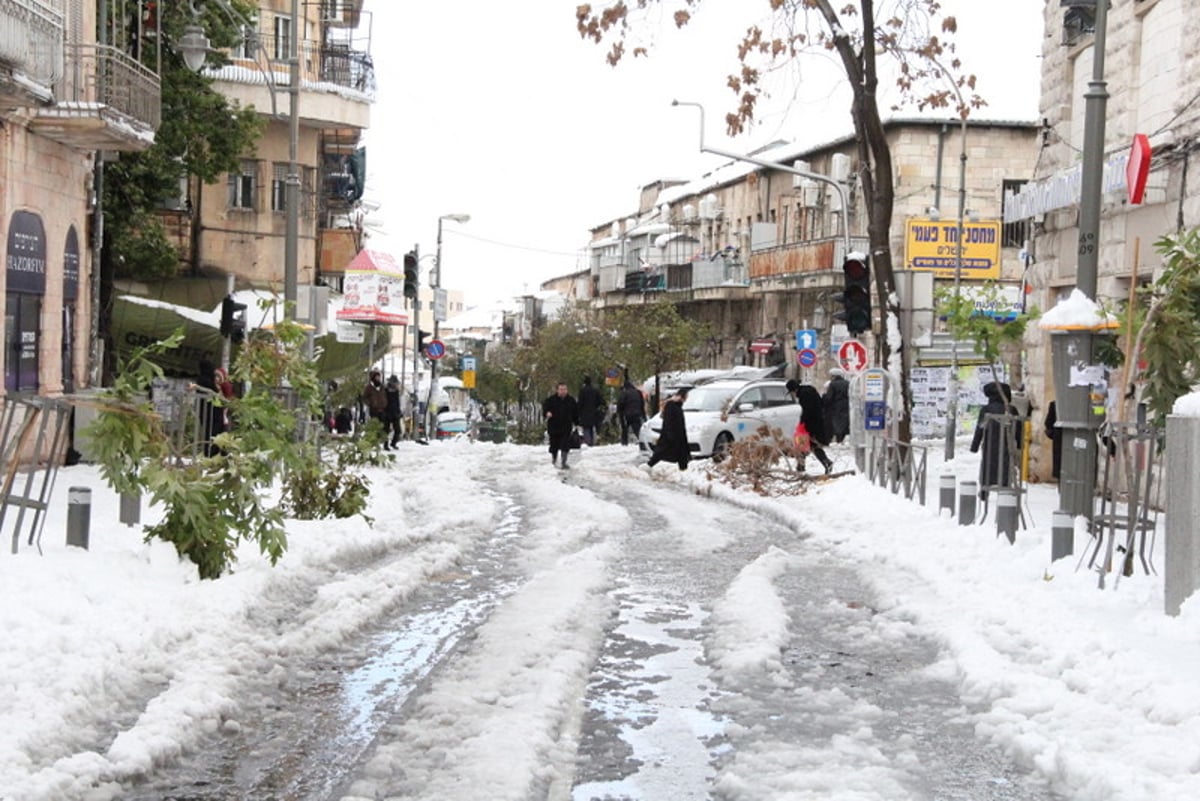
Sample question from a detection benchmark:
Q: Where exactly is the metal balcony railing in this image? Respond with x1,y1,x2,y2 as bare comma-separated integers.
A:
57,44,161,131
319,44,374,94
242,32,375,97
0,0,64,85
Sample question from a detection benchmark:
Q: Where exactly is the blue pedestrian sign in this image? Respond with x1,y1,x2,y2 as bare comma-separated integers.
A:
795,329,818,351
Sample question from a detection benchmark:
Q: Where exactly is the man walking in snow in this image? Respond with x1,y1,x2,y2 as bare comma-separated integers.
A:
617,379,646,446
646,385,691,471
787,379,834,475
577,376,604,446
542,381,579,469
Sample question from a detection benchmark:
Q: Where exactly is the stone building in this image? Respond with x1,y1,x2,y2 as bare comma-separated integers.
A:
1014,0,1195,479
2,1,159,396
587,117,1040,440
179,0,373,302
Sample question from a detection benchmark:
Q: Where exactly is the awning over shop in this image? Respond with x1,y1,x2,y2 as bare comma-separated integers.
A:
110,294,386,381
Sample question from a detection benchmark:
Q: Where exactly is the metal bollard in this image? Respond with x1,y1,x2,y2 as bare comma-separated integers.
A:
995,488,1018,544
1051,510,1074,562
938,474,956,516
66,487,91,549
958,481,977,526
119,492,141,527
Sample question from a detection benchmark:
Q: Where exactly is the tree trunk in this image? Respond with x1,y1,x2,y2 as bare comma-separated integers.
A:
813,0,912,442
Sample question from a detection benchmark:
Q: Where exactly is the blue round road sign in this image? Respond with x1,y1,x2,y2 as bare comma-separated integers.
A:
425,339,446,360
796,348,817,368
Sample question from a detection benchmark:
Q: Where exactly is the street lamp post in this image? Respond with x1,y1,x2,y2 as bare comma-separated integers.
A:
179,0,301,320
283,0,300,320
1058,0,1110,518
923,56,971,462
672,101,851,256
426,213,470,436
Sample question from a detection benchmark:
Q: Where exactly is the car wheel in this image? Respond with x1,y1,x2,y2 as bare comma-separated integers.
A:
712,432,734,462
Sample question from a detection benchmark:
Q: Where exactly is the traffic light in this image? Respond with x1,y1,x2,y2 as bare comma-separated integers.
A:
416,329,430,356
834,253,871,336
403,250,418,300
220,296,247,343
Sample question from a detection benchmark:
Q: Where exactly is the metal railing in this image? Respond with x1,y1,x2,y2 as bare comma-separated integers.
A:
0,0,64,85
235,32,374,96
1086,420,1163,586
1,396,72,554
867,435,928,504
57,44,161,130
975,413,1029,528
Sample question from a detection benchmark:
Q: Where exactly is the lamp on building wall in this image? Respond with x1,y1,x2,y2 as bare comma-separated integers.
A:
179,0,302,320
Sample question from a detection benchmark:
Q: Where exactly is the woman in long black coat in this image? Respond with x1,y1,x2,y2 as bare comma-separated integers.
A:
647,386,691,470
788,380,834,474
971,381,1019,498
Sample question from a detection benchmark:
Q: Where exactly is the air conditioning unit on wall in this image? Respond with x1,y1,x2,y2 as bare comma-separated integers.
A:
790,160,811,188
830,153,851,183
800,181,821,208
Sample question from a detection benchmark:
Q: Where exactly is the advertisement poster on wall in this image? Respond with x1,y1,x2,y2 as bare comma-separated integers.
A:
910,364,1008,440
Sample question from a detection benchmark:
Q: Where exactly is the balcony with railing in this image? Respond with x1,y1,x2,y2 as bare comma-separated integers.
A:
29,44,160,152
748,235,869,280
0,0,64,106
213,29,373,128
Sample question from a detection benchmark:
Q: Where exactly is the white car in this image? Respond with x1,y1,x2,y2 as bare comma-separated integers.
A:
639,379,801,460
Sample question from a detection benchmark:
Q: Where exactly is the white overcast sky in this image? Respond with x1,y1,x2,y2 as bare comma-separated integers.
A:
360,0,1045,306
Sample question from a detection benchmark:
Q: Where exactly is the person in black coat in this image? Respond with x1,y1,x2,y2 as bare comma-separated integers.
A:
384,375,403,449
647,386,691,471
577,376,604,446
617,379,646,446
1043,400,1061,481
192,357,225,457
822,369,851,443
542,381,579,469
971,381,1020,499
788,379,834,474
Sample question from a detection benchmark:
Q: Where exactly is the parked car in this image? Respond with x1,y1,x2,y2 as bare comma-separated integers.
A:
435,411,469,440
638,379,800,461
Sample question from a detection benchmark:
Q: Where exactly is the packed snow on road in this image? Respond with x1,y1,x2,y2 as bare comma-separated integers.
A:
0,437,1193,801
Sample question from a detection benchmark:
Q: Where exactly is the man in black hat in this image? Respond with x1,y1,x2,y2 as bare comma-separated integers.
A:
542,381,579,469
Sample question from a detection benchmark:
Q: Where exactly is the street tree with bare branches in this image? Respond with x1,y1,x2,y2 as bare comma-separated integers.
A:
577,0,985,440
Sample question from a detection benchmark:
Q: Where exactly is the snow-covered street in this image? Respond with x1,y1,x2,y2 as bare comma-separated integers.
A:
0,438,1193,800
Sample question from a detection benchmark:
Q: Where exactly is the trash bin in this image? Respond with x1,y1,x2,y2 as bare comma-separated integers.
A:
476,421,508,443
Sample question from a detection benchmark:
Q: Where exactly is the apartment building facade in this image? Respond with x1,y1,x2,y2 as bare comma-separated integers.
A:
2,0,159,397
185,0,373,298
587,118,1039,438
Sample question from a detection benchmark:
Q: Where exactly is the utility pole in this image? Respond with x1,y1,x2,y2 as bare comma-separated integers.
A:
1056,0,1109,518
409,244,421,438
283,0,300,320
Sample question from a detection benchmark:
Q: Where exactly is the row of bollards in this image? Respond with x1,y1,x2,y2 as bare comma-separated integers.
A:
65,488,141,551
937,476,1023,545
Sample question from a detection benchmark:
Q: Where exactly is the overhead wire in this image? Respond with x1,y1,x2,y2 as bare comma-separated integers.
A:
442,228,582,258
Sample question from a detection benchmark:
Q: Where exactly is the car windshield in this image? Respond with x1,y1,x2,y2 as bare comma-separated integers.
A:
682,385,739,413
